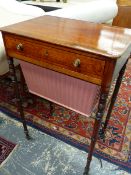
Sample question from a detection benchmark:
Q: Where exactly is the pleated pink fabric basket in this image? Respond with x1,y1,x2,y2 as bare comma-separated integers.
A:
20,61,100,117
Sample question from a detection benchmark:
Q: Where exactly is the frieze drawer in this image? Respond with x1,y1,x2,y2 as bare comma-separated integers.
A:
4,34,105,84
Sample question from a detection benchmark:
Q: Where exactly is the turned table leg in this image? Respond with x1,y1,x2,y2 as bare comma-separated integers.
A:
19,65,27,97
101,60,128,136
83,92,108,175
8,57,30,139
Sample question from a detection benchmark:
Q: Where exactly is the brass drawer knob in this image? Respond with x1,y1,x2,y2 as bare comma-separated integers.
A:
73,59,80,67
16,43,23,51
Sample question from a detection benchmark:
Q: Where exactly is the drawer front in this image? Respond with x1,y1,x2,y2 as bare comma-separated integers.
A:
4,34,105,84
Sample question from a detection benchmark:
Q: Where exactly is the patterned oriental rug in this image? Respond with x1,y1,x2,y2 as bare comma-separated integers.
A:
0,136,17,167
0,60,131,173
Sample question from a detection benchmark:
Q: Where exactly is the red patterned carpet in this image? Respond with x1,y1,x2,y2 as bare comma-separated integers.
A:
0,60,131,173
0,136,17,167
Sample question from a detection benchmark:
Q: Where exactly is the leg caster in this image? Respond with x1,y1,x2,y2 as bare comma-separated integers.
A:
24,130,31,140
83,166,90,175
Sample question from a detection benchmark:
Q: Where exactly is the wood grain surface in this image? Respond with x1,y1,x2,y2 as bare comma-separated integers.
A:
1,16,131,58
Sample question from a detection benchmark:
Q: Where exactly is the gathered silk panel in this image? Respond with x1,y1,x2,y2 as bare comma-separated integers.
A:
20,61,100,117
